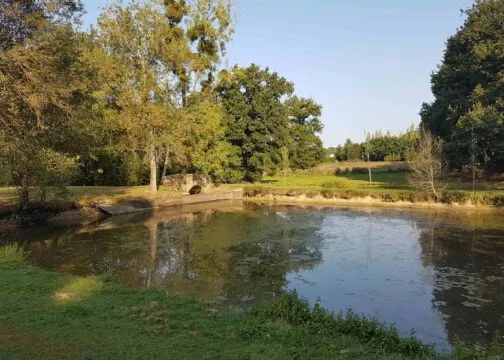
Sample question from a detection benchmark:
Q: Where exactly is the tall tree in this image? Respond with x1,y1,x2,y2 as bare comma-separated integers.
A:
420,0,504,172
216,64,294,182
284,96,325,169
0,0,88,207
92,0,233,192
0,0,83,50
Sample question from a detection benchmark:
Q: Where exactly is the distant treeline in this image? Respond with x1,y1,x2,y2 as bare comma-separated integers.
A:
326,126,418,162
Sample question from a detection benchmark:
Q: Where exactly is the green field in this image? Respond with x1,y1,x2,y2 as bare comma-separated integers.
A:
246,168,504,207
261,171,410,190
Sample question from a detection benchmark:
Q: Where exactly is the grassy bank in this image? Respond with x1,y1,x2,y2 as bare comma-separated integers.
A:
1,164,503,218
1,246,501,360
247,169,504,208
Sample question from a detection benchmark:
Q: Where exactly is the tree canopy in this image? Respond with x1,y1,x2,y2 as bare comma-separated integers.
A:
420,0,504,173
217,65,324,182
0,0,328,205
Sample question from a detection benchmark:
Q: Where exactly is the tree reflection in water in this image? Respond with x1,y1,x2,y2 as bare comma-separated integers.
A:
418,219,504,348
25,202,324,304
21,203,504,349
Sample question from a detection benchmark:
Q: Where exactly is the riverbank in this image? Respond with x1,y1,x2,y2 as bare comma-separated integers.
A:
1,176,503,228
244,186,504,210
0,248,501,360
0,186,243,225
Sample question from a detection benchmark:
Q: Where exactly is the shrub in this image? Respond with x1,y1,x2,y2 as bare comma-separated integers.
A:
440,192,469,205
0,244,26,262
382,193,399,202
384,153,401,162
493,195,504,207
320,190,334,199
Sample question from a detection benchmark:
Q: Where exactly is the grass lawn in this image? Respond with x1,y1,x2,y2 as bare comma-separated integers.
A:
260,172,411,191
261,170,502,192
0,248,501,360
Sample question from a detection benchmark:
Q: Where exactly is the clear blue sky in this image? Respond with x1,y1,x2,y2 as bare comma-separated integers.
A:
81,0,474,146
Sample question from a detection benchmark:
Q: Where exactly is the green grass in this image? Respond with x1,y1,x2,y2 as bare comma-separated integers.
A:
249,170,504,207
261,172,410,190
2,253,502,359
0,245,26,262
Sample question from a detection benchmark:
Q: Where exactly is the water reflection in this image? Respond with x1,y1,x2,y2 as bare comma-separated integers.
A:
419,222,504,348
16,201,504,350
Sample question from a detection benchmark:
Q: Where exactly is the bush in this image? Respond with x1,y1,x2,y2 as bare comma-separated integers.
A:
0,245,26,262
384,153,401,162
320,190,334,199
440,192,470,205
492,195,504,207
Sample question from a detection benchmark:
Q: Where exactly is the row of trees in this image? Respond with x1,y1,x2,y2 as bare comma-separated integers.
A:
327,126,419,162
0,0,325,205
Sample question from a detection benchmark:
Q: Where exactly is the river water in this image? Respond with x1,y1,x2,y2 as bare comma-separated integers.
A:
12,200,504,350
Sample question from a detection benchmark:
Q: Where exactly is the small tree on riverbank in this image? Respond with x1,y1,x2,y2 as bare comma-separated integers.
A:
363,132,372,186
408,130,445,201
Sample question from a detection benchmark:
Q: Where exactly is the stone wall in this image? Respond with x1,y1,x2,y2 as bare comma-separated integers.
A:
161,173,213,193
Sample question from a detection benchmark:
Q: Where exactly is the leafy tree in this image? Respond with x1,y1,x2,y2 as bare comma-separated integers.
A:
285,96,325,169
216,64,294,182
331,126,419,163
0,0,83,50
343,139,362,161
182,92,240,183
420,0,504,173
91,0,233,192
0,0,89,207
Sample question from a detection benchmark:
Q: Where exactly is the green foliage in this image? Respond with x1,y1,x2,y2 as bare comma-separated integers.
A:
216,66,325,182
285,96,325,169
0,0,84,50
0,245,26,262
256,291,433,357
217,64,295,182
331,126,419,162
90,0,234,191
420,0,504,173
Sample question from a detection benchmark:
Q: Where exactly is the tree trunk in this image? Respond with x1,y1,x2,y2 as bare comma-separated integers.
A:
367,154,372,185
19,175,29,210
161,145,170,181
150,144,157,193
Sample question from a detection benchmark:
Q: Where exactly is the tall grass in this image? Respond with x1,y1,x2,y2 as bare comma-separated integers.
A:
254,291,434,358
0,244,26,262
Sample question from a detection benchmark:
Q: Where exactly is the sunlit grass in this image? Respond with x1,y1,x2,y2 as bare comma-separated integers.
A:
1,260,502,359
260,172,409,191
0,244,27,262
54,277,103,302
